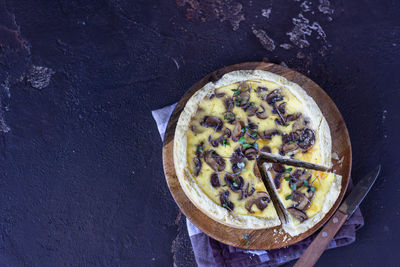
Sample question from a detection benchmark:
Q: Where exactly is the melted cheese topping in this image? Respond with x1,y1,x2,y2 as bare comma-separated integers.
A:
186,79,322,218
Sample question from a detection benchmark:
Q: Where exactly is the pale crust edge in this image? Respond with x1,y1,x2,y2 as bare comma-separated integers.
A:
262,162,342,236
174,70,331,229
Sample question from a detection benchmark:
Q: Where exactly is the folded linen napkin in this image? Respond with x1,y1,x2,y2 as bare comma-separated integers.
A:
152,103,364,267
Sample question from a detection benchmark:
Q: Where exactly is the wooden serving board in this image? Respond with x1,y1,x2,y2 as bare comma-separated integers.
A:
162,62,351,250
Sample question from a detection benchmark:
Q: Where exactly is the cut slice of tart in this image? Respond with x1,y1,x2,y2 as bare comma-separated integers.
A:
174,70,333,229
262,162,341,236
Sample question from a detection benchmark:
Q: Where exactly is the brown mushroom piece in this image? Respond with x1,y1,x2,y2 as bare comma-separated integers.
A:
274,173,283,189
200,116,223,131
253,163,262,181
287,207,308,222
256,104,268,119
297,128,316,149
260,146,271,153
290,169,312,188
278,102,286,114
193,157,202,176
244,147,258,160
266,89,284,105
260,129,281,140
210,173,220,188
272,163,285,173
245,191,270,213
292,191,311,210
216,92,225,98
211,128,232,147
232,120,245,141
230,147,246,174
286,112,302,122
281,142,299,155
240,183,255,200
224,173,244,192
220,190,234,211
243,103,259,116
247,119,258,130
203,150,226,171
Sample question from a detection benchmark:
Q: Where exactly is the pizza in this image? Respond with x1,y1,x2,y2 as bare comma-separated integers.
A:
174,70,335,231
262,163,341,236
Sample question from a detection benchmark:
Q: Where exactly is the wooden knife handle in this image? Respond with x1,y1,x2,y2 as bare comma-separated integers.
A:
294,210,348,267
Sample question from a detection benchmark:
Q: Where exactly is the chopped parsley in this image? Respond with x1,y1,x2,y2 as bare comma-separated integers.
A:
224,114,228,120
245,240,250,246
284,168,293,173
233,182,238,187
290,183,297,190
284,176,291,181
303,180,309,186
238,136,246,144
310,186,316,192
254,89,257,93
241,126,250,133
285,194,293,200
251,131,258,137
244,233,250,239
222,184,227,187
242,143,252,149
253,142,258,148
222,139,230,147
250,102,255,106
230,113,235,118
289,141,294,144
231,89,240,95
222,203,228,208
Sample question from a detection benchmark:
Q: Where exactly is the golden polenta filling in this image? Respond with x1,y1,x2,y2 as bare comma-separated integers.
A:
267,163,335,224
186,80,318,217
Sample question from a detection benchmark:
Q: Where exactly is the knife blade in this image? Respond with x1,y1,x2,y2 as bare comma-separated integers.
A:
294,165,381,267
338,165,381,217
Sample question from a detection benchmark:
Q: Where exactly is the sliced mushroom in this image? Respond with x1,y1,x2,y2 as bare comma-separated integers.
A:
211,128,232,147
245,191,270,213
210,173,220,187
240,183,255,200
278,102,286,114
203,150,226,171
244,147,258,160
216,92,225,98
232,120,245,141
287,207,308,222
253,163,262,181
224,173,244,192
256,104,268,119
272,163,285,173
195,141,204,157
220,190,234,211
282,132,300,144
260,146,271,153
273,104,286,125
200,116,223,131
266,89,284,105
274,172,283,189
292,191,311,210
290,169,312,188
297,128,315,149
281,142,299,155
190,124,204,134
193,157,202,176
286,112,302,122
247,119,258,130
260,129,281,140
233,90,250,107
230,147,246,173
243,103,258,116
257,87,268,93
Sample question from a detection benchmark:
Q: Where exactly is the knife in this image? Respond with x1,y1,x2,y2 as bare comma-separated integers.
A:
294,165,381,267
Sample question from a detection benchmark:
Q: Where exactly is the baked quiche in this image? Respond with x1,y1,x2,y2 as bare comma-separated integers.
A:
174,70,333,229
262,162,341,236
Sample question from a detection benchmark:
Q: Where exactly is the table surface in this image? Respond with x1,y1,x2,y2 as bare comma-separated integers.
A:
0,0,398,266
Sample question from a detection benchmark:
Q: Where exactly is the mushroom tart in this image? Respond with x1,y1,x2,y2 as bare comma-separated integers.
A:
174,70,332,229
262,162,341,236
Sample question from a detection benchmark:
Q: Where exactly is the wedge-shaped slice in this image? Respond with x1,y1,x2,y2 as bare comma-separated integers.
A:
262,162,341,236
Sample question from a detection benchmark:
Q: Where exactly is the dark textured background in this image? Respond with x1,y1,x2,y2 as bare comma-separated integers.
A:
0,0,398,266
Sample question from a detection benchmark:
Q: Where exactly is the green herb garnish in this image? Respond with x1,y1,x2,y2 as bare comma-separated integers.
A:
233,182,238,187
231,89,240,95
253,142,258,148
245,240,250,246
251,132,258,137
242,143,252,149
285,194,293,200
289,141,294,144
244,233,250,239
290,183,297,190
230,113,235,118
303,180,309,186
254,89,257,93
310,186,316,192
284,168,293,173
224,114,228,120
239,136,246,144
237,162,245,169
284,176,291,181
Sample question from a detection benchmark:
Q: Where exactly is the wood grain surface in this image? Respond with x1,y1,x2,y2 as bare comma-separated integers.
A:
162,62,351,250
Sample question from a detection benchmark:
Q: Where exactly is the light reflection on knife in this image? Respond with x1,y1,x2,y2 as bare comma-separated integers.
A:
294,165,381,267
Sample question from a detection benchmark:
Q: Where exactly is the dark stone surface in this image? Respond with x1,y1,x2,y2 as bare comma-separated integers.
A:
0,0,398,266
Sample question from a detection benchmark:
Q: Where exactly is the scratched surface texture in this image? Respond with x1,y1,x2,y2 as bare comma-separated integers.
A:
0,0,398,266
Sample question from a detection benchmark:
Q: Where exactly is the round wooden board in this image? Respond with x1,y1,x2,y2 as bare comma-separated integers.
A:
162,62,351,250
